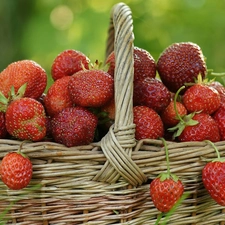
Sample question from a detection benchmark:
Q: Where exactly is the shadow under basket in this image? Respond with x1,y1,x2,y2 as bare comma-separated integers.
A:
1,2,225,225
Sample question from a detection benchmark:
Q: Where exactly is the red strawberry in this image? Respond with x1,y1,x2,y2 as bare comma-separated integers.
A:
51,106,98,147
0,60,47,100
150,138,184,212
202,143,225,206
0,152,32,190
0,112,7,138
5,97,47,141
51,49,90,81
133,77,171,113
182,82,221,115
208,81,225,104
133,105,164,140
68,69,114,108
44,76,73,117
157,42,207,93
213,103,225,140
177,112,220,142
161,100,187,127
101,97,115,121
106,46,156,80
150,177,184,212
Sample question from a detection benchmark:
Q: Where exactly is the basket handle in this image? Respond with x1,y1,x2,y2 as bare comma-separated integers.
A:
93,3,147,186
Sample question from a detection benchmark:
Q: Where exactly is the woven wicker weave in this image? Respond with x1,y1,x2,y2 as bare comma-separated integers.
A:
1,2,225,224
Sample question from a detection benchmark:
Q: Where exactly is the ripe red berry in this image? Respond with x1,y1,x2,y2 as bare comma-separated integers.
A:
150,177,184,212
51,107,98,147
0,60,47,100
68,69,114,108
208,81,225,105
182,83,221,115
0,152,32,190
5,97,47,141
106,46,156,80
133,77,171,113
202,161,225,206
157,42,207,93
44,76,73,117
150,138,184,213
178,113,220,142
161,101,187,127
0,112,7,138
202,143,225,206
213,103,225,140
133,105,164,140
51,49,90,81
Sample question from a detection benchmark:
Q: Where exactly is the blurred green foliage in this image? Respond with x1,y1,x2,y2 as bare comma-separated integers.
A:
1,0,225,89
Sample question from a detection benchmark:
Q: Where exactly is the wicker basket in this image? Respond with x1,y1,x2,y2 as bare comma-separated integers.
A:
1,2,225,225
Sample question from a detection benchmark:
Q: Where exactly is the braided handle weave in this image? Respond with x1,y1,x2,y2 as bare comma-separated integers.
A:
93,3,147,186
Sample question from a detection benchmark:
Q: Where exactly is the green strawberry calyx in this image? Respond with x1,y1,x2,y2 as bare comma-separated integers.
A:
82,59,109,73
168,86,199,139
0,83,27,112
158,138,180,182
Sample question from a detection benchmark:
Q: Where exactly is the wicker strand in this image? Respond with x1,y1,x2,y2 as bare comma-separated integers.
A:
93,3,147,186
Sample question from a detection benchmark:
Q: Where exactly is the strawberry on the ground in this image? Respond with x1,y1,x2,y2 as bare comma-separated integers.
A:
0,151,32,190
0,112,8,138
133,105,164,140
182,76,221,115
161,100,187,127
157,42,207,93
133,77,171,113
68,69,114,108
106,46,156,80
150,138,184,212
202,141,225,206
5,97,47,141
213,103,225,140
51,49,90,81
51,106,98,147
44,76,73,117
0,60,47,100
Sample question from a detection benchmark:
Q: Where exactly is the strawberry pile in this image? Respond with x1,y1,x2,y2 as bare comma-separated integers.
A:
0,40,225,213
1,42,223,146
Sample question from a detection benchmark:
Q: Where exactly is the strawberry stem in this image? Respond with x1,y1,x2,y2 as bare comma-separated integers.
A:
173,86,185,122
17,140,29,158
205,140,221,160
209,71,225,77
161,138,171,176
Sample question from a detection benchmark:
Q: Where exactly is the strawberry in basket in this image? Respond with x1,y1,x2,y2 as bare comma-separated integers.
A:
133,77,171,113
0,59,47,100
168,86,221,142
0,83,47,141
202,141,225,206
51,106,98,147
0,112,8,138
133,105,164,140
150,138,184,212
68,65,114,108
182,75,221,115
44,76,73,117
51,49,90,81
0,149,32,190
106,46,156,81
157,42,207,93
